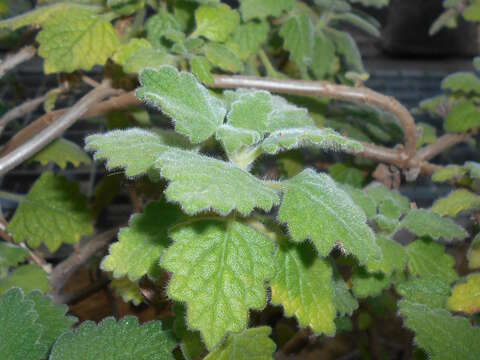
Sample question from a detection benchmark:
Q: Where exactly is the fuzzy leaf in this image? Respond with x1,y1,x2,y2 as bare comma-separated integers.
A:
136,66,226,143
431,189,480,217
8,173,93,252
204,42,244,73
278,169,380,264
230,21,269,60
468,234,480,270
397,209,468,242
204,326,276,360
0,288,46,360
227,90,272,134
270,241,336,335
352,268,391,299
448,274,480,315
406,239,457,284
441,72,480,94
261,127,363,155
398,300,480,360
279,14,314,70
101,201,183,281
30,138,91,169
0,242,27,277
365,236,407,275
161,220,275,349
239,0,293,21
445,100,480,133
37,8,119,73
396,276,450,309
50,316,176,360
193,4,239,42
154,148,279,215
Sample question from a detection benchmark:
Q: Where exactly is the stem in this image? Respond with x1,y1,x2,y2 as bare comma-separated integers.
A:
0,190,24,203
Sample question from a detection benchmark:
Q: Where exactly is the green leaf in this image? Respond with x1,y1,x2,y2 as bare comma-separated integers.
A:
136,66,226,143
50,316,176,360
270,241,336,335
406,239,457,284
37,8,119,73
468,234,480,270
8,172,93,252
110,278,143,306
0,288,46,360
30,138,91,169
398,300,480,360
204,326,276,360
101,201,183,281
278,169,381,265
86,129,169,177
227,90,272,133
332,269,359,316
431,189,480,217
190,56,213,85
445,100,480,133
396,276,450,309
448,274,480,315
161,220,275,349
0,242,27,277
365,236,406,275
26,291,77,353
352,267,391,299
0,264,48,295
442,72,480,94
328,163,365,188
432,165,467,182
204,42,244,73
193,4,239,42
279,14,314,71
229,21,269,60
239,0,293,21
154,148,280,216
312,32,337,79
215,125,261,157
261,127,363,155
397,209,468,242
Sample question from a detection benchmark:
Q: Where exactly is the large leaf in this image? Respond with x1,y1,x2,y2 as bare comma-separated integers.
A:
204,326,276,360
136,66,226,143
36,8,119,73
161,220,275,349
30,138,91,169
239,0,293,21
278,169,380,265
50,316,176,360
0,264,48,295
101,201,183,281
193,4,239,42
431,189,480,217
447,274,480,315
154,148,280,216
8,173,93,252
279,14,314,71
270,241,336,335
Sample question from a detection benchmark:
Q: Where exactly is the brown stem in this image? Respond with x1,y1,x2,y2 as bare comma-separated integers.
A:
0,46,36,78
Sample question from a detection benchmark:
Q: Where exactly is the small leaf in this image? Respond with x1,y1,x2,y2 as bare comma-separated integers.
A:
30,138,91,169
190,56,214,85
397,209,468,242
227,90,272,134
101,201,183,281
110,278,143,306
445,100,480,133
406,239,457,284
270,241,336,335
8,173,93,252
161,220,275,350
396,276,450,309
0,264,48,295
278,169,380,265
239,0,293,21
0,288,46,360
204,326,276,360
204,42,244,73
352,267,391,299
86,129,169,177
50,316,176,360
154,148,280,216
398,300,480,360
261,127,363,155
365,236,407,275
431,189,480,217
136,66,226,143
193,4,239,42
0,242,27,277
448,274,480,315
279,14,314,71
468,234,480,270
37,8,119,73
229,21,269,60
442,72,480,94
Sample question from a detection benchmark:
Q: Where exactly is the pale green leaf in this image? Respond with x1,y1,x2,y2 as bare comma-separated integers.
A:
37,9,119,73
279,14,314,70
161,220,275,349
136,66,226,143
261,127,363,155
406,239,457,284
448,274,480,315
193,4,239,42
431,189,480,217
110,278,143,306
190,56,213,85
101,201,183,281
442,72,480,94
397,209,468,242
0,288,46,360
204,42,244,73
468,233,480,270
278,169,381,265
239,0,293,21
227,90,272,133
0,242,27,277
8,173,93,252
30,138,91,169
270,241,336,335
398,300,480,360
204,326,276,360
396,276,450,309
0,264,48,294
154,148,280,215
365,236,407,275
445,100,480,133
50,316,176,360
215,125,261,157
229,21,269,60
352,267,391,299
